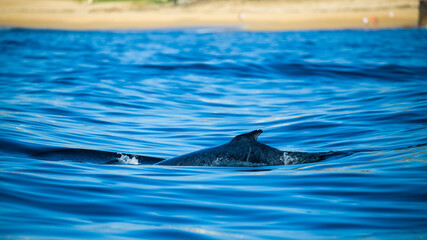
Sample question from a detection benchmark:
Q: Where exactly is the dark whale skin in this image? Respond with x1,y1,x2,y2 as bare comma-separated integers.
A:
155,130,286,166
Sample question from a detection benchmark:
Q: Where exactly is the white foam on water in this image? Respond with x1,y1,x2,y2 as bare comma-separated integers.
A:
115,154,140,165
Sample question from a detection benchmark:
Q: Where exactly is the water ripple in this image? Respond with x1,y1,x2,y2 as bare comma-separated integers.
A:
0,28,426,239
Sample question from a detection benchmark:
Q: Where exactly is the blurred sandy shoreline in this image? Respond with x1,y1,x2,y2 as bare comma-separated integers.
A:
0,0,420,31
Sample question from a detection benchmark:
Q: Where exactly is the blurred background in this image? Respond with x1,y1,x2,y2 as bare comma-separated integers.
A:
0,0,425,31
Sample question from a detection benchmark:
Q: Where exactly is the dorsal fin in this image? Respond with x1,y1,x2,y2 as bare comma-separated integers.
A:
231,129,263,142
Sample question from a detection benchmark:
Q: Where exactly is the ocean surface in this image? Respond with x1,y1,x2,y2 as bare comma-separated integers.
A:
0,27,426,239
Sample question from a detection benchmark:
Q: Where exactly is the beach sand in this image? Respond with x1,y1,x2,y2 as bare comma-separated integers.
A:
0,0,420,31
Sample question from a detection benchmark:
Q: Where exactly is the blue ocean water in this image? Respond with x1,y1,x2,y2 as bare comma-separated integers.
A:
0,28,427,239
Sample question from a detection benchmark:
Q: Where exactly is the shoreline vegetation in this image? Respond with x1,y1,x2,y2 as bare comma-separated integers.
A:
0,0,422,31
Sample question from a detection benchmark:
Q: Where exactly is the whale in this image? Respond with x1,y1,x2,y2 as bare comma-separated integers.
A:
156,129,283,166
29,131,427,167
155,129,338,166
32,129,354,166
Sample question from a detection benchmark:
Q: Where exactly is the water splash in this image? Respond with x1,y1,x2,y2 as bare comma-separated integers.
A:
109,154,140,165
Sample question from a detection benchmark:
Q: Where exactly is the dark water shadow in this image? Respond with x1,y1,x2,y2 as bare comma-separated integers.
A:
32,148,165,165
